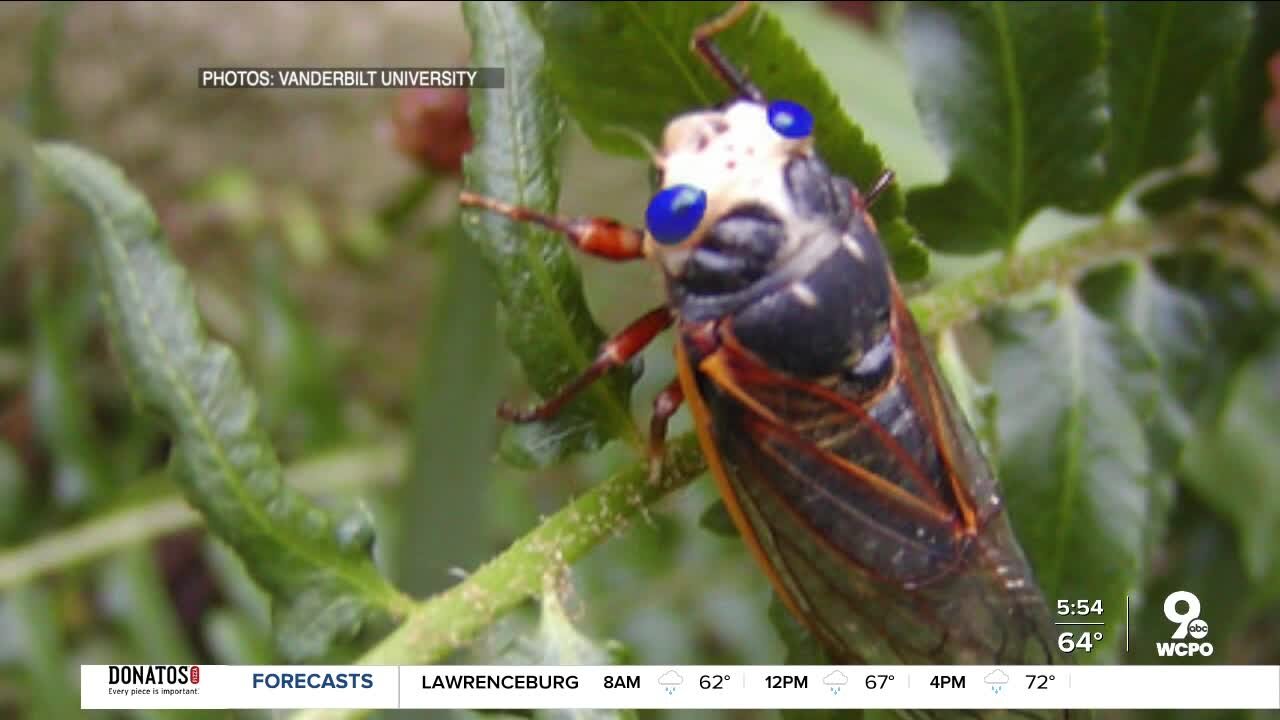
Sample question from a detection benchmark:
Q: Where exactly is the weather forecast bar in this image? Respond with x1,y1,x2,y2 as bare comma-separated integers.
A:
81,665,1280,710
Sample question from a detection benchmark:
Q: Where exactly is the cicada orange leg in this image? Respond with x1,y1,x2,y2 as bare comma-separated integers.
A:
458,192,684,480
493,305,674,423
459,191,648,261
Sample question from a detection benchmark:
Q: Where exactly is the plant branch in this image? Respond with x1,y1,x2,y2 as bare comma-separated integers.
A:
289,432,705,720
285,211,1280,720
0,440,405,590
911,205,1280,332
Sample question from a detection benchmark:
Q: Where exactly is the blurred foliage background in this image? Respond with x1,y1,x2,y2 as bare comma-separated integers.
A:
0,2,1278,720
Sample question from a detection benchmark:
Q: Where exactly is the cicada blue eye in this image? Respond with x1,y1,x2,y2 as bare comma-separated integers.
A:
767,100,814,139
645,184,707,245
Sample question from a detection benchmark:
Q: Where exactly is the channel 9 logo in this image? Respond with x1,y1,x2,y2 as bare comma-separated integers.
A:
1156,590,1213,657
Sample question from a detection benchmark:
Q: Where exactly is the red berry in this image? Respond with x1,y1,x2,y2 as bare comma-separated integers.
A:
823,1,880,30
390,87,474,175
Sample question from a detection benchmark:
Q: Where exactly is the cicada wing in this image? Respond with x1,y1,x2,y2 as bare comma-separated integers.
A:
886,281,1065,664
709,395,1060,667
680,280,1063,669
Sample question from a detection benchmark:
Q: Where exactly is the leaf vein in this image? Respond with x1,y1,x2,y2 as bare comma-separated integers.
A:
1135,4,1175,180
483,1,640,445
991,3,1025,232
623,1,714,106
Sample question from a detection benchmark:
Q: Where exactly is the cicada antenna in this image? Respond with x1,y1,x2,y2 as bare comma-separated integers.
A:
691,0,765,103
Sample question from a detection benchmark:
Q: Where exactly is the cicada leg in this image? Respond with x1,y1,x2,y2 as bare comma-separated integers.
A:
864,169,896,207
647,378,685,485
459,191,647,261
691,1,764,102
496,306,674,423
850,170,896,235
460,192,681,477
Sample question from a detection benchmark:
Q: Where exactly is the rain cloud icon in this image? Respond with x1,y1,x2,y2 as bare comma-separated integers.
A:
658,670,683,694
823,671,849,686
823,670,849,695
985,669,1010,695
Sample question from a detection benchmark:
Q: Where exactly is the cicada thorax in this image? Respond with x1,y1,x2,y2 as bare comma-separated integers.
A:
673,153,891,372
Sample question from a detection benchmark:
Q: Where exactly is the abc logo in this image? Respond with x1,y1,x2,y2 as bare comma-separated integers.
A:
1156,590,1213,657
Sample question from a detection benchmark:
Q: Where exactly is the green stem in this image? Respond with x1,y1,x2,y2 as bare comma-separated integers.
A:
909,219,1159,333
912,205,1278,332
290,433,705,720
287,214,1265,720
0,440,404,590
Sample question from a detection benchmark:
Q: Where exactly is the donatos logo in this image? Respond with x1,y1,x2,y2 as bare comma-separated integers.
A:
1156,590,1213,657
107,665,201,685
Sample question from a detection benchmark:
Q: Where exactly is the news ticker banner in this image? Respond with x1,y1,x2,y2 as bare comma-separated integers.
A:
198,67,504,89
83,665,1279,711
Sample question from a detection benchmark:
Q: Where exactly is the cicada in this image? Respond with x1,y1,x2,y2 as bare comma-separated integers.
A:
461,0,1065,677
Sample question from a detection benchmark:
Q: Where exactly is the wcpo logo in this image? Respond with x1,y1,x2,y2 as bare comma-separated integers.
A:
1156,590,1213,658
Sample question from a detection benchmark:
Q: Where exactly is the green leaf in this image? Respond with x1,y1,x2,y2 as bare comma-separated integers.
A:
1210,2,1280,200
765,2,945,190
536,581,631,667
1181,336,1280,584
461,0,640,467
486,576,635,720
696,499,737,538
15,0,71,139
1076,260,1211,453
903,2,1107,253
34,142,411,661
7,585,79,720
531,0,928,281
767,594,830,666
1101,2,1254,204
99,545,198,666
1135,252,1280,588
1073,259,1212,588
1129,501,1264,665
203,537,272,631
1151,249,1280,422
1136,173,1213,215
248,244,345,455
0,140,25,276
398,230,503,596
0,441,27,543
30,271,113,511
203,608,277,666
985,288,1164,662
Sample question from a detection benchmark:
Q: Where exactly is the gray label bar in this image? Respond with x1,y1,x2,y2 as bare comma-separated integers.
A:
198,67,505,89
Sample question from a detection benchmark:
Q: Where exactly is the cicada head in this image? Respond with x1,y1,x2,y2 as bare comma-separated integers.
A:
643,99,834,290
